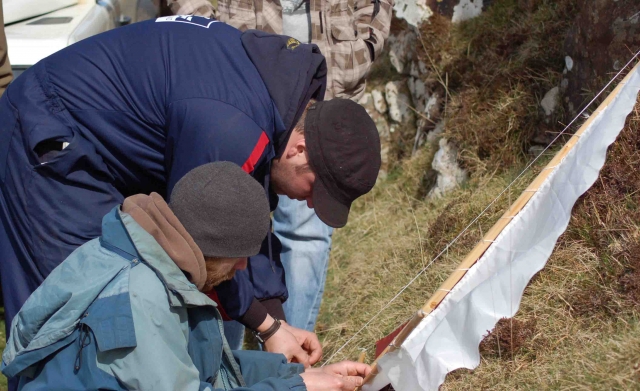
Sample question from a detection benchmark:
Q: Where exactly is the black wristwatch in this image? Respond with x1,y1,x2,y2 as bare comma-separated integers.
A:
253,318,281,344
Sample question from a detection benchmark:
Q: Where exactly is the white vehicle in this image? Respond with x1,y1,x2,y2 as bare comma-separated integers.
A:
4,0,157,78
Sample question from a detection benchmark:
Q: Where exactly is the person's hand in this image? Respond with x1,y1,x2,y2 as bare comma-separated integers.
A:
280,321,323,365
316,361,371,378
263,326,311,367
300,371,365,391
304,360,370,390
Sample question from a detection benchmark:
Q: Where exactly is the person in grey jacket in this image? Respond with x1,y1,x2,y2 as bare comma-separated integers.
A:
2,162,369,391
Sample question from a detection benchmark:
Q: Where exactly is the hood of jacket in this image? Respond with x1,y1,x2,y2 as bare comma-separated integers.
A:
122,192,207,291
241,30,327,156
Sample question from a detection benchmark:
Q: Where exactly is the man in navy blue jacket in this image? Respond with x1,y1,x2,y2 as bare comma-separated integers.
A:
0,15,381,370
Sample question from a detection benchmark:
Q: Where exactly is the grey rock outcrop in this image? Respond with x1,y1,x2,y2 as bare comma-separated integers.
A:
359,91,391,178
393,0,433,28
372,89,388,114
451,0,483,24
387,29,417,75
393,0,486,28
540,87,560,116
385,81,414,124
428,138,468,198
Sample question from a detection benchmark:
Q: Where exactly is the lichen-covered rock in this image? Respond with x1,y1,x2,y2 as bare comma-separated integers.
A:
393,0,486,27
426,119,445,144
428,138,468,198
385,81,414,124
387,29,417,75
358,92,375,112
375,115,391,144
408,76,443,133
421,0,486,20
564,56,574,72
371,89,388,114
424,93,441,121
408,77,428,112
540,86,560,116
359,92,391,177
376,116,391,178
451,0,483,24
393,0,433,28
409,60,429,78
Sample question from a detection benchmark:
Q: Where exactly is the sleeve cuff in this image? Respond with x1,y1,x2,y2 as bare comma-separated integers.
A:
260,298,286,321
283,374,306,390
237,298,269,330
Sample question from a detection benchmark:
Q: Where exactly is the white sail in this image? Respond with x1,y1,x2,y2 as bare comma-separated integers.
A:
364,65,640,391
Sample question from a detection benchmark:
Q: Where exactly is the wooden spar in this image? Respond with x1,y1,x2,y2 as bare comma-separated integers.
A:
358,60,640,390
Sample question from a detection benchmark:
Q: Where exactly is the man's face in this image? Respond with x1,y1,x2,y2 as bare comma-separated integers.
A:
270,132,317,208
202,257,248,292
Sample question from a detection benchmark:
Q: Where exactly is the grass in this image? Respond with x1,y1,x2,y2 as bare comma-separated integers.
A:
317,0,640,388
318,98,640,390
317,147,551,364
442,114,640,389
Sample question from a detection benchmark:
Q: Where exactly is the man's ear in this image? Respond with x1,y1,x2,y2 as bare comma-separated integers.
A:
285,137,306,158
295,138,306,155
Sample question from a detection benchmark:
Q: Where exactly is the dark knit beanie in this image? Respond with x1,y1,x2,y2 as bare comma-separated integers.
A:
168,162,271,258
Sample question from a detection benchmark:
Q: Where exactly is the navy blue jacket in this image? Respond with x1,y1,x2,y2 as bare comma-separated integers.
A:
0,16,327,331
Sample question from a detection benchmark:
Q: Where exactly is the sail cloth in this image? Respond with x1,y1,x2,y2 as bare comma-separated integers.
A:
364,65,640,391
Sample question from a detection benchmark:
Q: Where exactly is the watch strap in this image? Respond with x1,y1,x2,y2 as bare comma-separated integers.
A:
253,318,281,344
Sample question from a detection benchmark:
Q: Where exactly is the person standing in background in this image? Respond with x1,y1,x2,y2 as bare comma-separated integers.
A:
167,0,393,347
0,0,13,95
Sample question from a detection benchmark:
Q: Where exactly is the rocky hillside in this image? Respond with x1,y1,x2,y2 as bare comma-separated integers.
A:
360,0,639,201
318,0,640,388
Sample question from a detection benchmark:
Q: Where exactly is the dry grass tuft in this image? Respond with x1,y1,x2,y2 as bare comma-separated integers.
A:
569,283,619,318
413,0,577,175
319,102,640,388
479,317,541,360
618,242,640,306
441,103,640,388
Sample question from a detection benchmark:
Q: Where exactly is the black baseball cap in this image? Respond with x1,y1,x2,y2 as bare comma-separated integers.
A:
305,99,381,228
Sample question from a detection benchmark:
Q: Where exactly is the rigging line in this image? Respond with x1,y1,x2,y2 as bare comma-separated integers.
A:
322,50,640,366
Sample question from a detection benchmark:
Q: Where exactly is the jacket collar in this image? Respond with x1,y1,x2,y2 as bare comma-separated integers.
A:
240,30,327,156
104,206,218,309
